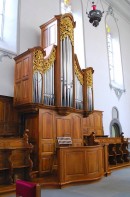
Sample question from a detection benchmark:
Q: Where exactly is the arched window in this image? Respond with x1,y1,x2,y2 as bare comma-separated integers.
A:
105,6,125,99
0,0,19,57
110,107,122,137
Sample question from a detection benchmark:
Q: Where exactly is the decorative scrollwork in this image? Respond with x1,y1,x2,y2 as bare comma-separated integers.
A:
74,60,83,85
33,50,44,74
43,47,56,73
86,69,93,87
60,16,74,46
33,48,56,74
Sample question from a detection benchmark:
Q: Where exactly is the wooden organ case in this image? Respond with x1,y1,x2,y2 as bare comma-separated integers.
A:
14,14,105,185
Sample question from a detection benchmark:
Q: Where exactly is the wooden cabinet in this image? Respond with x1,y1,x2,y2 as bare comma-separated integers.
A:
57,146,104,187
24,108,83,175
83,110,103,136
0,95,19,137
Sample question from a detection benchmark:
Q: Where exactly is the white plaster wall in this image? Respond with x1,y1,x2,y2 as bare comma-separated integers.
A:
0,57,15,97
0,0,60,97
82,0,130,137
19,0,60,53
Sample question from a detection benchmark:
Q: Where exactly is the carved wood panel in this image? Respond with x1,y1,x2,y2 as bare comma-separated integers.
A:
57,146,104,186
83,110,103,136
41,156,52,173
14,54,32,105
65,151,85,175
0,96,19,137
55,117,71,137
40,111,53,139
72,114,82,139
39,110,54,173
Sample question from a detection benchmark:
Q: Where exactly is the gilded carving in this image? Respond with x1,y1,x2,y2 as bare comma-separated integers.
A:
86,69,93,87
43,47,56,73
60,16,74,46
33,48,56,74
33,50,44,74
74,60,83,85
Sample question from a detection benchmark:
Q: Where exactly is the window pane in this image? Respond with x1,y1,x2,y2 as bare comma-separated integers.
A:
106,13,125,91
0,0,19,53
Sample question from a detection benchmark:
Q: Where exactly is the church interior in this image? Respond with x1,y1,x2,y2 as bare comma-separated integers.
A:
0,0,130,196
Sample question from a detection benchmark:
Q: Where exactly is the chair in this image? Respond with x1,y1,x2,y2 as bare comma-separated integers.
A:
16,180,41,197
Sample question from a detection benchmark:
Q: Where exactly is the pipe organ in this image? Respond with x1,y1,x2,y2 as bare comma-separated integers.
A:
13,13,101,178
0,13,128,189
14,13,94,115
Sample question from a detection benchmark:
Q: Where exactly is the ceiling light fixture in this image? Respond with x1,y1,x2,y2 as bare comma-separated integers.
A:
86,0,104,27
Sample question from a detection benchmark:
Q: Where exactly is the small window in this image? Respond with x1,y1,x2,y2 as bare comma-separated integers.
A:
112,107,119,119
61,0,72,14
0,0,19,54
110,107,122,137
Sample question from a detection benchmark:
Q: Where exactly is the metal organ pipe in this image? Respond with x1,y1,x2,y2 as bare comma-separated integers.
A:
33,72,42,103
43,63,54,106
75,76,83,110
87,87,93,111
61,35,73,107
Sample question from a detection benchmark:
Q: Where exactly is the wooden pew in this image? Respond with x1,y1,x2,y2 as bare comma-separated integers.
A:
0,130,33,185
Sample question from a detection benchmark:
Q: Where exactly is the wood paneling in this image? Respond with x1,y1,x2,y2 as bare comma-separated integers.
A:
72,114,82,139
65,151,85,175
57,146,104,187
0,96,19,137
40,20,57,49
40,111,53,139
56,117,71,137
14,48,46,105
24,109,84,175
83,110,103,136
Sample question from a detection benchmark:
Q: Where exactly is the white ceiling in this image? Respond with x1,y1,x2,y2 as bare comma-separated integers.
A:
104,0,130,23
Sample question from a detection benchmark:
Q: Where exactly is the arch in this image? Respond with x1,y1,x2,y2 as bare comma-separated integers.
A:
105,6,125,98
110,119,122,137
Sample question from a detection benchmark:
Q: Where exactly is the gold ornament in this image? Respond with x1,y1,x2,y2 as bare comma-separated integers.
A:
43,47,56,73
33,50,44,74
86,69,93,87
60,16,74,46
